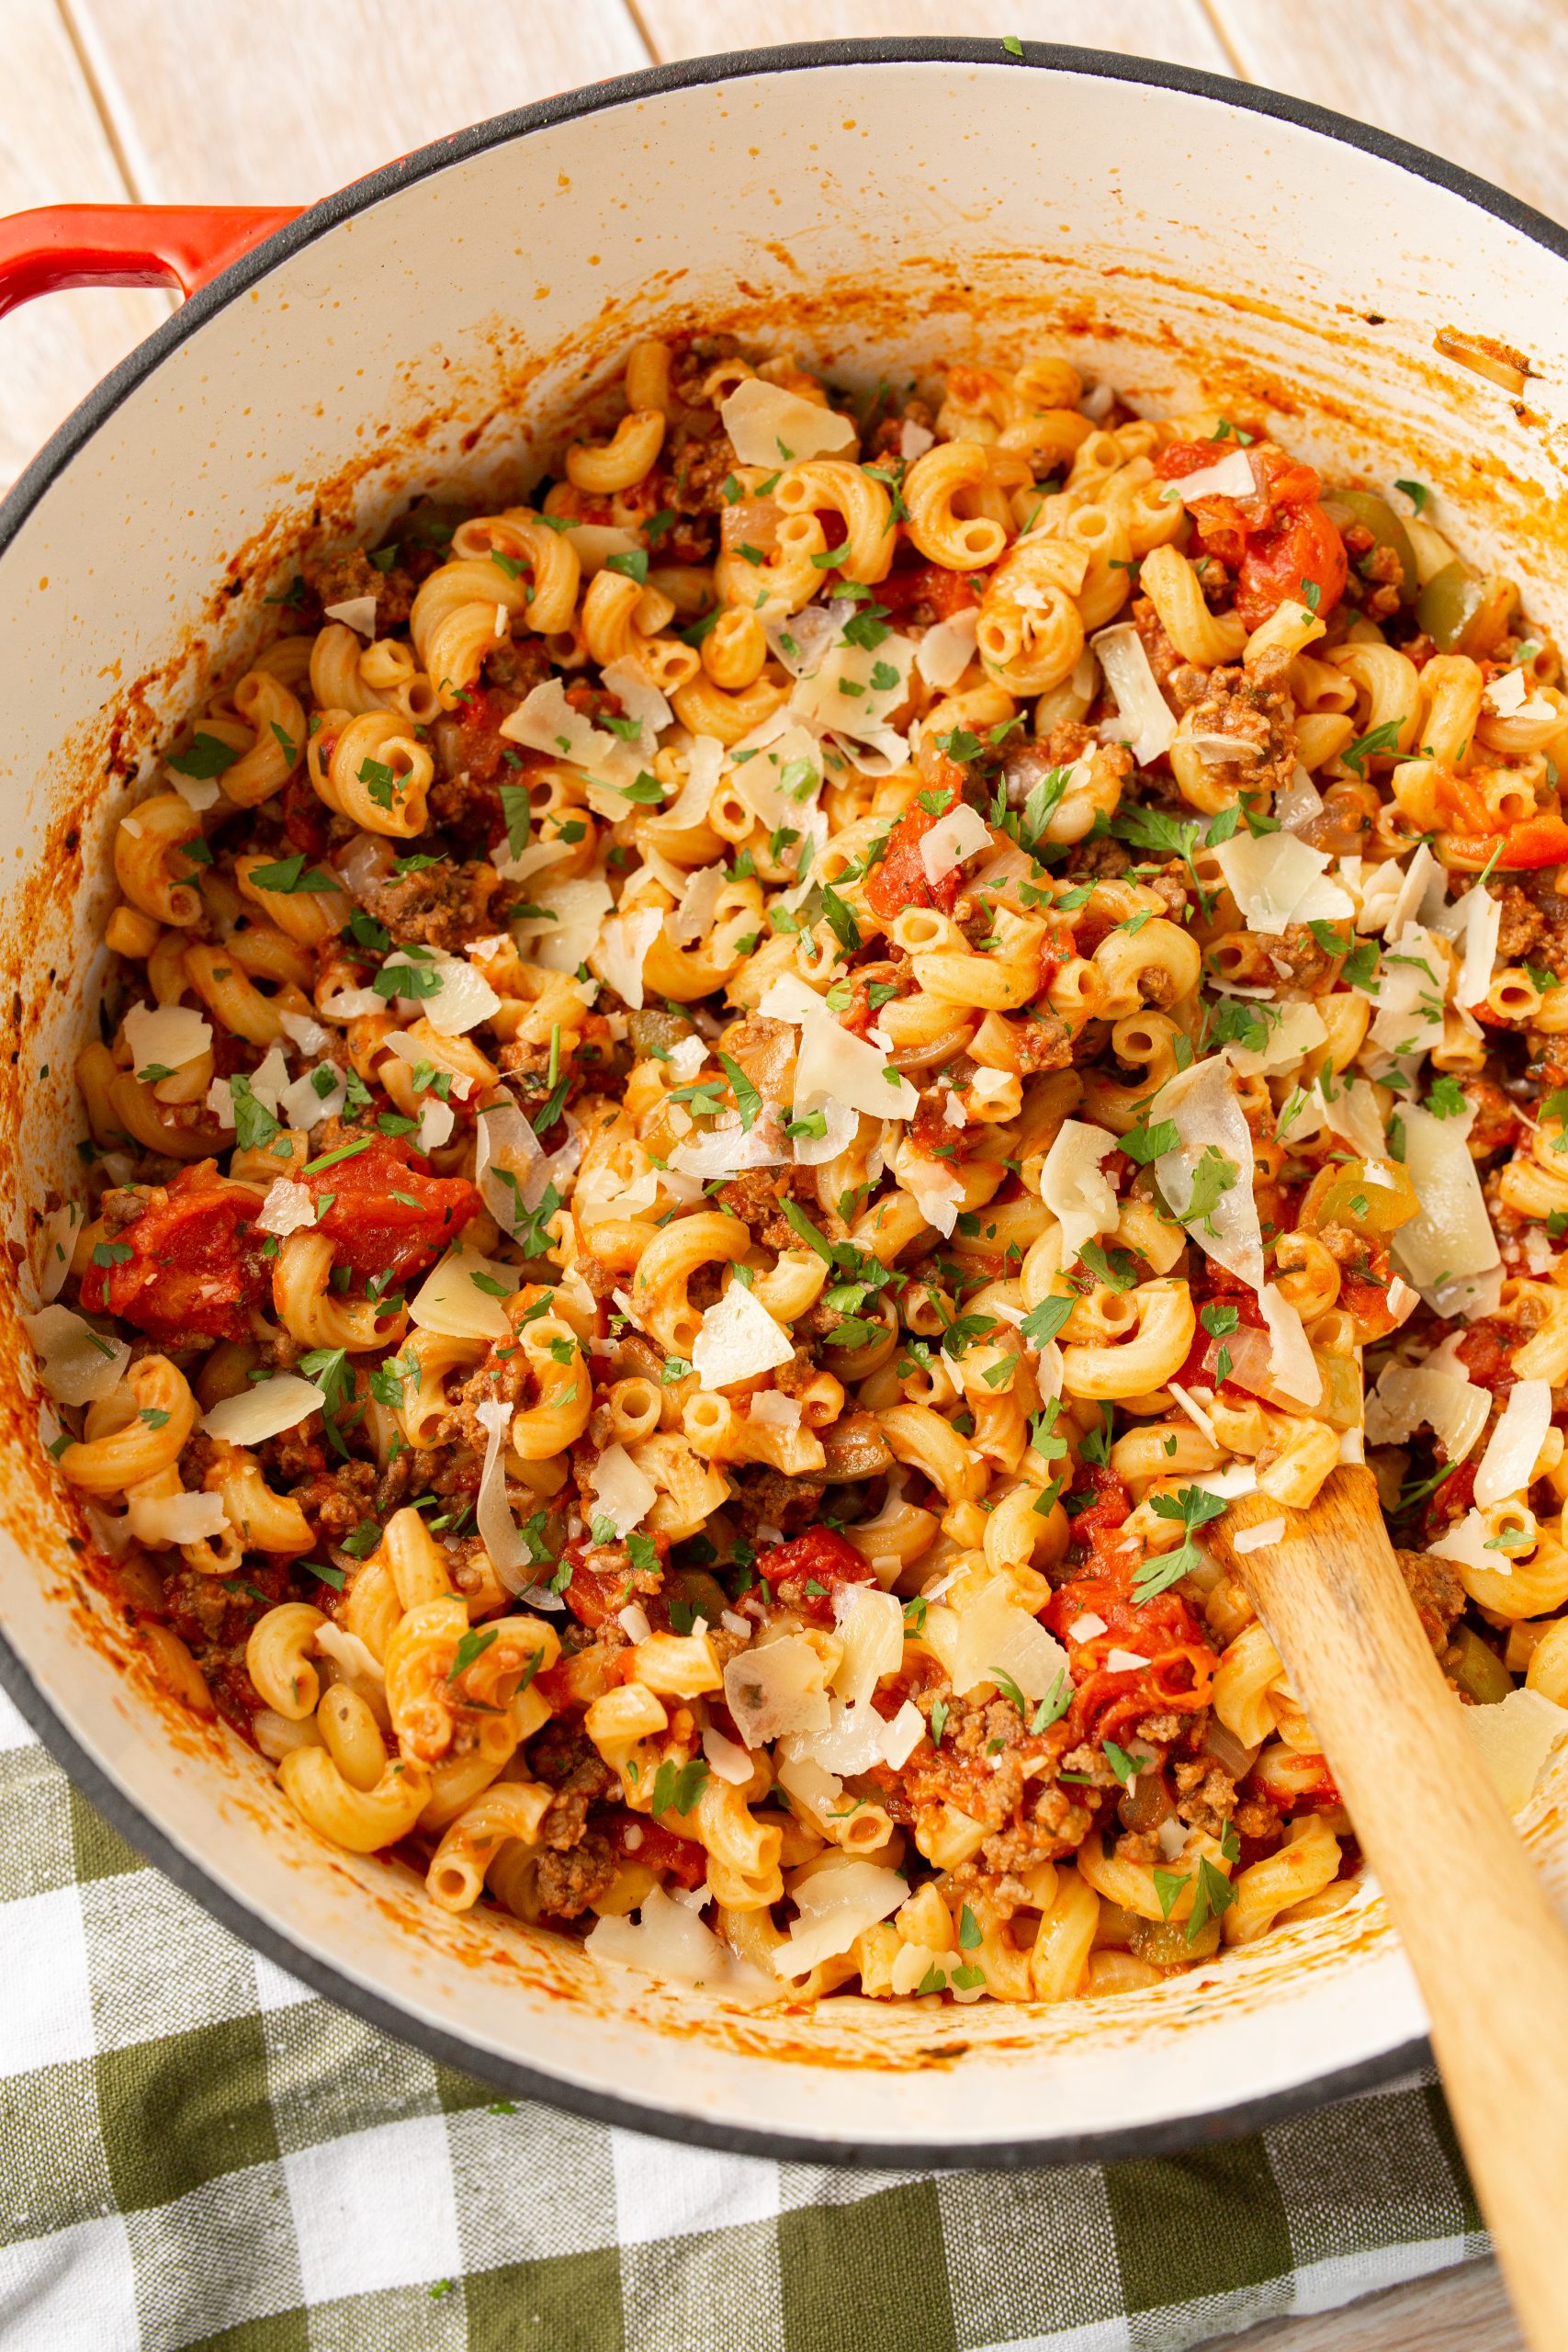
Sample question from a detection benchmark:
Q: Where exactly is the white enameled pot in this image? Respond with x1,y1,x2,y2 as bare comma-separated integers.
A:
1,39,1565,2165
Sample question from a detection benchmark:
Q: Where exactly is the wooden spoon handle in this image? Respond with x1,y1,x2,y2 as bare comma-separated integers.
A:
1209,1467,1568,2352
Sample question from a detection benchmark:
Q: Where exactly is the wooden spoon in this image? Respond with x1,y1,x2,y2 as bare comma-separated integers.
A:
1206,1465,1568,2352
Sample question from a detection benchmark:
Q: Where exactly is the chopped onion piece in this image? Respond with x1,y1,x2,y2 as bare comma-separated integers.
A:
474,1396,541,1599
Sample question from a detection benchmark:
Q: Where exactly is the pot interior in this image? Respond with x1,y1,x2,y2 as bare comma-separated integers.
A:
1,50,1565,2156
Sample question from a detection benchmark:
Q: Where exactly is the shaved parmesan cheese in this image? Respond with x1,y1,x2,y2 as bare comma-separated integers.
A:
278,1007,331,1057
1258,1283,1323,1408
692,1280,794,1390
1213,831,1353,934
765,602,839,679
902,1155,965,1239
500,678,614,769
1364,1355,1490,1461
1386,1275,1420,1327
315,983,385,1022
474,1396,539,1599
1274,765,1325,834
1464,1687,1568,1813
791,1091,859,1169
587,1883,779,2003
773,1858,906,1977
1474,1378,1552,1507
660,735,726,833
617,1602,654,1645
410,1244,517,1341
323,595,377,638
201,1373,325,1444
281,1065,345,1132
34,1203,79,1306
599,659,671,746
795,1013,919,1123
915,607,980,692
129,1488,229,1547
1364,921,1446,1057
474,1093,547,1234
671,863,727,947
749,1389,802,1431
1040,1118,1118,1262
1357,843,1444,939
720,379,857,468
725,1633,831,1748
1168,1383,1219,1443
255,1180,317,1238
123,1001,210,1075
1482,665,1551,722
757,974,829,1027
513,874,613,976
1105,1647,1149,1673
1429,1263,1506,1324
23,1306,129,1408
791,634,915,749
1067,1611,1108,1644
1392,1102,1501,1302
314,1622,385,1687
665,1034,708,1084
168,766,221,813
1092,624,1177,763
1232,1517,1286,1555
919,801,993,885
831,1587,904,1710
592,906,664,1012
1151,1056,1264,1289
384,955,501,1037
946,1575,1069,1702
669,1113,789,1179
587,1442,657,1542
247,1046,290,1116
880,1700,925,1769
1432,881,1501,1012
1428,1507,1512,1576
417,1095,456,1155
899,418,936,459
1222,999,1326,1079
1188,1461,1259,1503
1315,1073,1387,1159
1166,447,1258,503
702,1723,755,1785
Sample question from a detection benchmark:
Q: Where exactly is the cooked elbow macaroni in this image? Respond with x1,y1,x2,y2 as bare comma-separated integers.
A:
39,333,1568,2011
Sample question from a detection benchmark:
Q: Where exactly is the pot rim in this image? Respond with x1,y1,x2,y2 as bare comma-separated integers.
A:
6,30,1535,2163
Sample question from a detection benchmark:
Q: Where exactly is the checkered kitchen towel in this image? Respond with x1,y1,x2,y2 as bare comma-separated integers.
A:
0,1686,1489,2352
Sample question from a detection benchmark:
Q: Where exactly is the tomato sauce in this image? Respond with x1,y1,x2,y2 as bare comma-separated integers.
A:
302,1136,478,1286
745,1527,877,1625
1156,438,1348,630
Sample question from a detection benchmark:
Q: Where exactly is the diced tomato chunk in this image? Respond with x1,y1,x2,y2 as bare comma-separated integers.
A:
747,1527,877,1624
874,562,982,623
82,1165,271,1345
604,1809,707,1887
1498,814,1568,869
866,785,966,922
1159,438,1347,629
302,1136,479,1285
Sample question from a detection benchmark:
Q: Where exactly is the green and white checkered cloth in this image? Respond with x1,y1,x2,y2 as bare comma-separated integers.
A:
0,1683,1490,2352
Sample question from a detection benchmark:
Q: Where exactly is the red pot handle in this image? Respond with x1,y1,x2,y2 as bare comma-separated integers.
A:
0,202,303,320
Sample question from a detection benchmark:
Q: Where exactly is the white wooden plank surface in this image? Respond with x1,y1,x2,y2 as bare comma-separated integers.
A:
635,0,1229,70
1210,2,1568,231
0,0,169,487
0,6,1553,2346
64,0,652,205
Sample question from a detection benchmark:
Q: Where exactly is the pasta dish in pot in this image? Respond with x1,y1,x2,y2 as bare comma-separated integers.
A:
25,334,1568,2007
